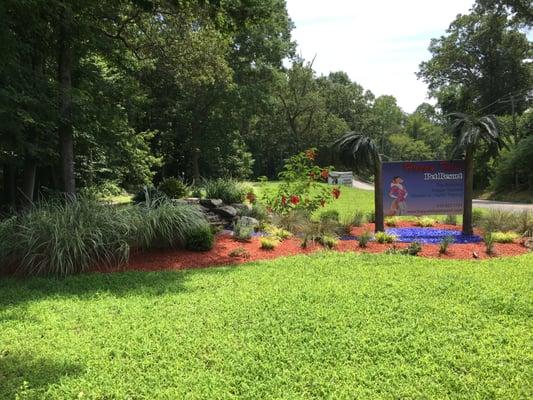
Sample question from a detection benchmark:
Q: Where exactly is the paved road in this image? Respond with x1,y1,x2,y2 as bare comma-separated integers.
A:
352,179,533,212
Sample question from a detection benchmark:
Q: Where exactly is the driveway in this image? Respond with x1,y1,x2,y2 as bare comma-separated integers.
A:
352,179,533,212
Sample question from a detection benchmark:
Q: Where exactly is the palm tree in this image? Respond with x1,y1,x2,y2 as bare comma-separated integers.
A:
334,132,384,232
449,113,505,235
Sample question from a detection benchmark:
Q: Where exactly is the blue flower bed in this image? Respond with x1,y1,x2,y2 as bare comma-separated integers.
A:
386,227,481,244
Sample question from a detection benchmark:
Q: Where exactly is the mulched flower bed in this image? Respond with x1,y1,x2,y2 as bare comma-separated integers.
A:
119,221,529,272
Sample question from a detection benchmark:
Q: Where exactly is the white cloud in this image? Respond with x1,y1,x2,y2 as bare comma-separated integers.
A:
286,0,474,112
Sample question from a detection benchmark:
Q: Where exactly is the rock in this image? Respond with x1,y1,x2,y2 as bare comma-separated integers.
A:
231,203,251,214
213,205,238,219
238,216,259,227
200,198,223,208
524,237,533,250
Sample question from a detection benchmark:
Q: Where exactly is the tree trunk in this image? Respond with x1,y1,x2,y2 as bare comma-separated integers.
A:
58,3,76,196
21,159,37,206
462,148,474,235
374,160,384,232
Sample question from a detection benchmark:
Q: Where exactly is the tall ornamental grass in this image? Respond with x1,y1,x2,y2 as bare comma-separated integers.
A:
203,178,247,204
0,197,209,277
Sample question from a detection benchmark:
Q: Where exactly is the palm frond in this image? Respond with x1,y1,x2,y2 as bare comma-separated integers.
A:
333,131,380,173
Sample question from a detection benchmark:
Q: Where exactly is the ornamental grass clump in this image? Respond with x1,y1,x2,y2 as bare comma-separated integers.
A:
352,210,365,227
374,231,397,244
358,230,371,248
260,237,279,250
318,234,338,249
439,236,454,255
484,233,495,256
416,217,436,227
385,216,399,227
204,178,247,204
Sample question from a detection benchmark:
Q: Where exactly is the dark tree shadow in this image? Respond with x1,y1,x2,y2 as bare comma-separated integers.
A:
0,352,83,398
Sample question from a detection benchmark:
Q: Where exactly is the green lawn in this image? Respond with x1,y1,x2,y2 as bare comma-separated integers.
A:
1,252,532,399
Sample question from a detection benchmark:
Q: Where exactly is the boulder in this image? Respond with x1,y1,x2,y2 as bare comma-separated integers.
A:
213,205,238,219
200,198,223,208
231,203,251,214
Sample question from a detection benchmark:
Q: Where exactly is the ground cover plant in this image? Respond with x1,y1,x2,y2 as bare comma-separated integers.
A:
0,252,531,399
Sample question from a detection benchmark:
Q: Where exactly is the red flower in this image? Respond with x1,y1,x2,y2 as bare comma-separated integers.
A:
320,169,329,180
305,149,316,161
281,195,287,206
246,191,256,203
290,195,300,205
332,187,341,199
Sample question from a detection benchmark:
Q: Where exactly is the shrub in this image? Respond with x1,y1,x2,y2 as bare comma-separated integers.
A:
264,226,292,241
340,216,353,235
133,186,166,205
133,200,208,249
443,215,458,225
514,210,533,237
375,231,397,244
239,203,269,222
229,247,250,259
439,236,454,255
472,208,484,225
272,210,308,234
480,209,516,233
185,225,214,251
491,231,519,243
319,210,340,223
158,177,189,199
260,237,279,250
352,210,365,227
233,219,254,242
385,216,399,227
318,234,338,249
416,217,436,227
204,178,246,204
367,210,376,223
358,230,371,248
406,241,422,256
190,186,204,198
484,233,495,255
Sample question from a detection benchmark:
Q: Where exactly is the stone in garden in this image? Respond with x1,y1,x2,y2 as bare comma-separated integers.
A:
231,203,251,213
200,198,223,208
213,205,238,219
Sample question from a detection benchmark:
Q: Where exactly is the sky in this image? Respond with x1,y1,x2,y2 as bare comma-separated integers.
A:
285,0,475,113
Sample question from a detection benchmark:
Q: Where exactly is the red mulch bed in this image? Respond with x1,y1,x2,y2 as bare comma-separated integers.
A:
116,221,529,272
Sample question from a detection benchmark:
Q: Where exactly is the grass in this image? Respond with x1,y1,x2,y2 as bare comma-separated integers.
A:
1,252,532,399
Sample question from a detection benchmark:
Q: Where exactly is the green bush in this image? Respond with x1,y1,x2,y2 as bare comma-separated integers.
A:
439,236,454,255
416,217,436,227
491,231,519,243
367,210,376,223
443,215,457,225
358,230,371,248
185,225,214,251
239,203,269,222
260,237,279,250
318,234,338,249
480,209,516,233
514,210,533,237
158,177,189,199
264,226,292,241
204,178,246,204
405,241,422,256
472,208,484,225
375,231,396,244
352,210,365,227
484,233,495,255
385,216,399,227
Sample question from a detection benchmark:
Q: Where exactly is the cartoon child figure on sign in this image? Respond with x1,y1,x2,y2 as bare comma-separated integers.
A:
388,176,408,216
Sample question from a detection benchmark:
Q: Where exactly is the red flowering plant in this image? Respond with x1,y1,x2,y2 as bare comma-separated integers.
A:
261,148,339,215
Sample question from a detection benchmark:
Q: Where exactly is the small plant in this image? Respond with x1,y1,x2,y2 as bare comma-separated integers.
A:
443,215,457,225
204,178,246,204
319,210,340,223
385,216,399,227
233,219,254,242
416,217,436,227
340,216,353,235
229,247,250,259
439,236,454,255
515,210,533,237
484,232,495,256
405,241,422,256
318,234,338,249
375,231,397,244
472,208,484,225
358,230,371,248
352,210,365,227
158,177,189,199
260,237,279,250
490,231,519,243
185,225,214,251
367,210,376,223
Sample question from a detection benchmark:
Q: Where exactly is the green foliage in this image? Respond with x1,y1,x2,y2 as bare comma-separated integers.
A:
490,231,519,243
233,219,254,242
204,178,246,204
358,230,372,248
480,209,517,233
375,232,397,244
260,237,279,250
405,241,422,256
264,226,292,241
261,149,338,214
319,210,340,223
185,225,214,252
239,203,269,222
484,233,495,255
439,236,455,255
444,215,458,225
158,177,189,199
132,186,166,205
492,135,533,193
416,217,436,227
228,246,250,259
318,234,338,249
351,210,366,227
473,208,485,225
367,210,376,223
385,217,399,227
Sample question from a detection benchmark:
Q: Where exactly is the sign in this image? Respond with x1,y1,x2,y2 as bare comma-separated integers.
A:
382,160,464,216
328,171,353,186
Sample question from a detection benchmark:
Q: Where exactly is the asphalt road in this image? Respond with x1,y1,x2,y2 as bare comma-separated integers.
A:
352,179,533,212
